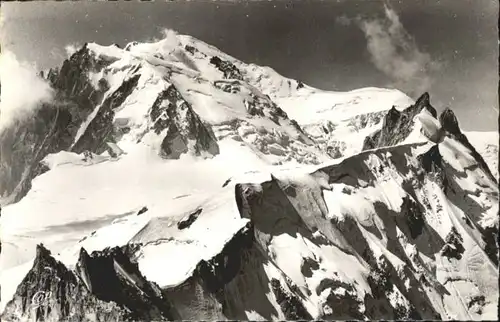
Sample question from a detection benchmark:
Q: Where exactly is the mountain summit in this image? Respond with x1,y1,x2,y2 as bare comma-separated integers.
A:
1,31,498,321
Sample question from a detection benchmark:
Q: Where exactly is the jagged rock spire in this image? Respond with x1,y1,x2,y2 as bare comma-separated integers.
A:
439,107,461,135
3,244,179,321
384,105,401,126
414,92,437,118
415,92,430,106
76,247,93,292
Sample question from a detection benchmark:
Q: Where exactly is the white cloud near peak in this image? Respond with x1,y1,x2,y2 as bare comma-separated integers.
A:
336,3,442,96
0,50,54,131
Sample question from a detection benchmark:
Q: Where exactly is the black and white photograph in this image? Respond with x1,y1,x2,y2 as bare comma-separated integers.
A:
0,0,498,320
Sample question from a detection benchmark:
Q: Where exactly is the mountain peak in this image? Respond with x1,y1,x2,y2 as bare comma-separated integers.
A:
34,243,51,258
415,92,437,118
362,92,437,150
439,107,461,135
415,91,430,105
33,243,56,269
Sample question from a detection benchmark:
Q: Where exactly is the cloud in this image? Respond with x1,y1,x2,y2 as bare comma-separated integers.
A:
336,15,352,27
141,28,198,72
158,29,182,55
336,2,441,96
64,43,82,58
50,47,65,61
0,50,54,131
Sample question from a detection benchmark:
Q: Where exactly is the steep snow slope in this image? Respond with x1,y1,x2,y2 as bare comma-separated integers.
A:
464,131,498,180
1,30,498,321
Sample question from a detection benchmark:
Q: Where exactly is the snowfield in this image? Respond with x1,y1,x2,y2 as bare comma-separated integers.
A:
1,30,498,321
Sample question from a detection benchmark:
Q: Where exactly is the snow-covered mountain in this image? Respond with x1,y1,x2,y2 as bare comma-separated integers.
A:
1,31,498,321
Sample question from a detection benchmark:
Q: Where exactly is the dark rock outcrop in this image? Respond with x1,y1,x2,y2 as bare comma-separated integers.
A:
184,45,197,55
164,223,259,320
149,85,220,159
402,196,426,239
1,245,128,321
270,278,312,320
72,74,141,154
137,206,148,216
415,92,437,118
417,145,448,189
244,94,267,118
267,103,289,125
0,45,113,204
439,107,461,135
74,246,177,320
1,244,178,321
441,227,465,260
209,56,243,80
213,80,241,94
47,44,112,128
0,103,73,202
316,276,365,320
193,222,254,294
326,141,347,159
437,108,497,184
482,226,498,265
177,208,203,230
362,92,437,151
367,264,392,298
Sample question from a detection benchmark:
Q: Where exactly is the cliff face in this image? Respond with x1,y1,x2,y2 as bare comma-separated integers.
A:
2,244,178,321
362,92,439,150
0,103,72,203
439,108,497,184
2,245,127,322
148,85,220,159
0,45,111,204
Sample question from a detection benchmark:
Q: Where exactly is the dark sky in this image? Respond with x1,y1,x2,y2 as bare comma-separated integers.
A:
1,0,498,131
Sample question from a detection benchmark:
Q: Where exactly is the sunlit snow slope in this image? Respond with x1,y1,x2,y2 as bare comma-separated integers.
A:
464,131,498,180
1,30,497,321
